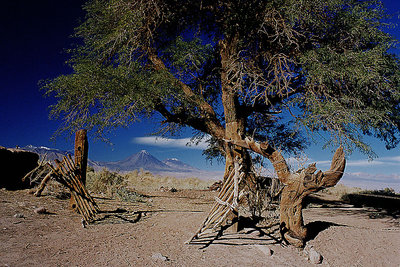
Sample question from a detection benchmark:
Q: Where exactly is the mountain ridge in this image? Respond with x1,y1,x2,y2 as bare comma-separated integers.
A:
16,145,220,180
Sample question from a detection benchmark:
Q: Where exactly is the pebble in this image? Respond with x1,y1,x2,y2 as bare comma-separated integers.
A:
254,245,273,256
308,247,323,264
34,207,47,214
152,252,169,261
14,213,24,218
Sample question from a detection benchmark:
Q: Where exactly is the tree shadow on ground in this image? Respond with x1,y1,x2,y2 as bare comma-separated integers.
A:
305,192,400,231
92,208,204,225
342,193,400,218
305,221,345,242
92,209,142,225
189,217,282,249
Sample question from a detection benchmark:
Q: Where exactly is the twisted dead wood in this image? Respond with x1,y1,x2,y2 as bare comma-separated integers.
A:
224,137,346,246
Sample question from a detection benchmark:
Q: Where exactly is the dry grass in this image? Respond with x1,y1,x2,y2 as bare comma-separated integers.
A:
321,183,363,199
125,169,215,192
86,168,216,199
86,168,127,197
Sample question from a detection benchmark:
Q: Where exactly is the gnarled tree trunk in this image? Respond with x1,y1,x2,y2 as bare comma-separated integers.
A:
225,138,346,247
279,147,346,247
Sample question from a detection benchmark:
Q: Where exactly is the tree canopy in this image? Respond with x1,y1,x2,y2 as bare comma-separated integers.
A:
41,0,400,158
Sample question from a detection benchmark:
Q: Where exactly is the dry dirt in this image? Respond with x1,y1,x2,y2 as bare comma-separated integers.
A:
1,188,399,267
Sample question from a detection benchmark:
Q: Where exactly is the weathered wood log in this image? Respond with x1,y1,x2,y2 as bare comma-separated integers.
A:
34,171,53,197
69,129,88,210
74,129,88,185
49,156,99,223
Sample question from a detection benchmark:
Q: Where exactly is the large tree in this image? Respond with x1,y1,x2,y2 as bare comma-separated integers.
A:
42,0,400,246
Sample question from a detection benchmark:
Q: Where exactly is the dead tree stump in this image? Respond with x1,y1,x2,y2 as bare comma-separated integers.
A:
74,129,88,185
70,129,89,210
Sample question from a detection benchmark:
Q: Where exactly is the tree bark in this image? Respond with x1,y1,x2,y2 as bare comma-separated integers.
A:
74,129,88,185
223,138,346,246
219,37,257,230
279,147,346,247
70,129,89,211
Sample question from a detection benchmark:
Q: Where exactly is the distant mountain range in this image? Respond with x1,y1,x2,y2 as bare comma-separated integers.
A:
20,145,101,169
18,145,221,180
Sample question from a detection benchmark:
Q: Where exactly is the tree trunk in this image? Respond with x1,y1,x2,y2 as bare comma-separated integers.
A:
74,129,88,185
279,147,346,247
279,184,309,247
70,129,89,211
219,37,258,230
221,139,346,246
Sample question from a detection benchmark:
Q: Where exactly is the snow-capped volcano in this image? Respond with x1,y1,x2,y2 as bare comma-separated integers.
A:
101,150,172,172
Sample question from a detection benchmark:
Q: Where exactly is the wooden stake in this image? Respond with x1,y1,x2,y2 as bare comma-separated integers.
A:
69,130,88,211
74,129,88,185
34,171,53,197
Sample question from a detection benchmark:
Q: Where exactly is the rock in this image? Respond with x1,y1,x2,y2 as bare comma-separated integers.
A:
152,253,169,261
308,247,323,264
255,245,273,256
14,213,24,218
0,147,39,190
284,233,304,248
169,187,177,192
34,207,46,214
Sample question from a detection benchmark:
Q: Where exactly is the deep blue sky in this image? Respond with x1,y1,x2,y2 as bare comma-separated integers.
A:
1,0,399,190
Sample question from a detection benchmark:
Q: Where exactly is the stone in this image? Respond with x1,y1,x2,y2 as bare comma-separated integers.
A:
255,245,273,256
34,207,46,214
13,213,24,218
0,148,39,190
152,253,168,261
308,247,323,264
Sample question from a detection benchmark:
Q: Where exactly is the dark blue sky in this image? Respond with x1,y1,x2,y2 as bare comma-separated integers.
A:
1,0,399,190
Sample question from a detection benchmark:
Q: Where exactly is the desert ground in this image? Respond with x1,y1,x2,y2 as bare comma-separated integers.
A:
1,185,399,267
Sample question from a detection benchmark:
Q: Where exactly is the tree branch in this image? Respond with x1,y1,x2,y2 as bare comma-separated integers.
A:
154,100,210,134
148,51,225,139
224,137,291,184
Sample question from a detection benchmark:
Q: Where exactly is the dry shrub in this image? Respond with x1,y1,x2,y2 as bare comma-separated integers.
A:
243,176,282,224
86,168,214,200
114,187,147,202
41,180,71,200
86,168,127,197
321,183,362,199
86,169,147,202
360,187,398,197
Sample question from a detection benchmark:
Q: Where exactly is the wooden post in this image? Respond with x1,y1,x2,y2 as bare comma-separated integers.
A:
74,129,88,185
70,129,88,210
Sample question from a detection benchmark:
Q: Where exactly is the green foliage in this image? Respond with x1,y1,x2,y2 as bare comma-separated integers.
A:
164,36,213,74
41,0,400,157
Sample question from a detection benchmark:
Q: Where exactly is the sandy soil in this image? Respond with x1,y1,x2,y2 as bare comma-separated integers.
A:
1,188,399,267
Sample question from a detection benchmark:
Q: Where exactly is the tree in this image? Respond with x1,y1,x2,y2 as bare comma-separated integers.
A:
41,0,400,246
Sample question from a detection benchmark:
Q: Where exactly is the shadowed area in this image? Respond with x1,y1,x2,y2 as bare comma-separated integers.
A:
0,147,38,190
305,221,345,242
